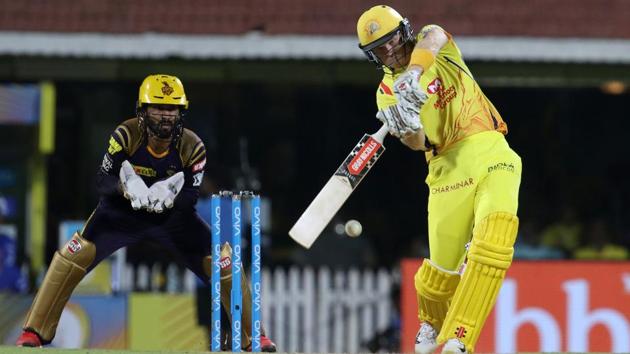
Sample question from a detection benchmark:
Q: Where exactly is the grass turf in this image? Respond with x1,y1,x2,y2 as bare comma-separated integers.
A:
1,347,219,354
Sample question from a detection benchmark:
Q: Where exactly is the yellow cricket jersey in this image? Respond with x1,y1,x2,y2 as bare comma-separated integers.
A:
375,25,507,159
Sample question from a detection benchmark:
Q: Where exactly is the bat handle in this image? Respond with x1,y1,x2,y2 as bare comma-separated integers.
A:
371,124,389,144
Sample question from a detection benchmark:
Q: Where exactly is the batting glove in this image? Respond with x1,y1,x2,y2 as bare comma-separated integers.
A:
376,104,423,138
393,70,429,113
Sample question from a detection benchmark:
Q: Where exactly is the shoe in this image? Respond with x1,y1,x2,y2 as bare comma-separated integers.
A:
260,335,277,352
441,338,467,354
243,335,277,352
16,330,43,347
415,322,438,354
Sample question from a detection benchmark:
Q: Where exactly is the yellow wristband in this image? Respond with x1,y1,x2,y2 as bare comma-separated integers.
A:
409,48,435,71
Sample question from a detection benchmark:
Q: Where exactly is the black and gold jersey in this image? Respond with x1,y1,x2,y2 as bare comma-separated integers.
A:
97,118,206,211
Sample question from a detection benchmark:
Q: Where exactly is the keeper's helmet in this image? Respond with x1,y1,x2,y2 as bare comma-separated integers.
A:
136,74,188,141
356,5,414,68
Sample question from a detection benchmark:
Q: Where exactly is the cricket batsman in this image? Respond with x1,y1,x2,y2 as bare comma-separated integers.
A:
357,6,521,354
16,74,276,352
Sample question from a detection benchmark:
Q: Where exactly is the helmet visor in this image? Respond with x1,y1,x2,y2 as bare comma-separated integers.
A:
359,26,402,52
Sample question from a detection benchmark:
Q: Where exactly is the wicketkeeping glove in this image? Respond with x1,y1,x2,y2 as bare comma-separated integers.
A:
119,160,151,211
376,104,423,138
393,70,429,112
148,172,185,213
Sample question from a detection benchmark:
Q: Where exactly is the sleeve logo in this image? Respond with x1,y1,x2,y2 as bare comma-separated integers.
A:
101,154,113,172
107,137,123,155
193,172,204,187
192,158,206,173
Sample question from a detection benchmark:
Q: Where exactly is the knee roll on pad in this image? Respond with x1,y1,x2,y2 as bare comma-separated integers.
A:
438,212,519,352
414,259,460,331
467,212,517,270
23,233,95,343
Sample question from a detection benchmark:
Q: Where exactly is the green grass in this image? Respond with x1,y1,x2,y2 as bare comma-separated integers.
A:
0,347,221,354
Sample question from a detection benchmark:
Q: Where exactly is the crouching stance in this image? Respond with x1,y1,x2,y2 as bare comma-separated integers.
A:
17,74,276,352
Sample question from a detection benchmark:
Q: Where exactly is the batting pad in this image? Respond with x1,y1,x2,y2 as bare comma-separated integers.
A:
438,212,518,353
414,259,461,331
24,233,95,342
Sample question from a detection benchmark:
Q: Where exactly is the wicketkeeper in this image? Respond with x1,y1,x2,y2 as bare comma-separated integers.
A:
16,74,276,352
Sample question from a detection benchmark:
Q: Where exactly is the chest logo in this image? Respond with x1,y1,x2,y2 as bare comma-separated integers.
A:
427,78,443,94
133,166,157,177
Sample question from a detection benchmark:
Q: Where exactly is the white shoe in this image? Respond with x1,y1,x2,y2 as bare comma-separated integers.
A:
414,322,438,354
441,338,467,354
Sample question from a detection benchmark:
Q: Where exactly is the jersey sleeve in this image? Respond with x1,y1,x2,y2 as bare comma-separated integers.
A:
419,24,471,77
96,124,131,197
174,130,207,211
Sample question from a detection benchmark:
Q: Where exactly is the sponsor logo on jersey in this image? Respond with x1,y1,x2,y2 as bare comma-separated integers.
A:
426,77,457,109
488,162,516,173
431,178,474,194
133,166,157,177
193,172,203,187
161,81,174,96
101,154,113,172
427,78,443,94
348,138,381,175
433,85,457,110
67,239,82,254
192,158,206,172
107,137,122,155
166,165,178,176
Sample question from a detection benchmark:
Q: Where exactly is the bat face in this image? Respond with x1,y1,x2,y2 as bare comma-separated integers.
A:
289,125,388,249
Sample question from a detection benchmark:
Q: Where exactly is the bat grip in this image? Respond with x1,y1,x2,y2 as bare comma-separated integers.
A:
372,124,389,144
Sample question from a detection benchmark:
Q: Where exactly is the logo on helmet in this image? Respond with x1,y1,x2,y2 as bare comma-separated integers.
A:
161,81,174,96
366,21,380,36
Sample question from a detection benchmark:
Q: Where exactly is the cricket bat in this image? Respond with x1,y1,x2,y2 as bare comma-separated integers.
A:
289,124,389,249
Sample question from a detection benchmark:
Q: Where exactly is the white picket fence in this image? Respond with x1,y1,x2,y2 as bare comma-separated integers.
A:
115,264,395,353
261,267,395,353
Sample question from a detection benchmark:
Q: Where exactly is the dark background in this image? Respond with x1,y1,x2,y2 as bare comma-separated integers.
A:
22,73,628,269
